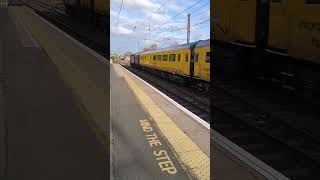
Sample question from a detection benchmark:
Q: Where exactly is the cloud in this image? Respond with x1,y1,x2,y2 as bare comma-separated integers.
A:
111,0,160,11
132,0,160,10
149,13,169,24
110,0,210,54
166,3,183,13
112,26,133,35
110,10,117,17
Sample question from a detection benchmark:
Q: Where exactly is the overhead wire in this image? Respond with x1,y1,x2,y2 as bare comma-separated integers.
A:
154,23,187,37
115,0,124,33
154,0,205,30
153,17,209,41
144,0,171,43
190,4,209,17
145,0,209,48
192,9,210,21
151,0,209,40
153,0,171,14
192,19,210,26
189,1,209,15
143,0,171,28
191,24,210,31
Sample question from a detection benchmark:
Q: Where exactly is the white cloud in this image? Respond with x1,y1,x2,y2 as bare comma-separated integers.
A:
111,0,160,11
149,13,169,24
133,0,160,10
110,10,117,17
112,26,133,35
110,0,210,53
166,3,183,13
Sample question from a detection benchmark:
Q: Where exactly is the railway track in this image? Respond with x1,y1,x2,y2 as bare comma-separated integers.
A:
126,65,320,179
124,66,210,122
19,0,108,59
213,82,320,179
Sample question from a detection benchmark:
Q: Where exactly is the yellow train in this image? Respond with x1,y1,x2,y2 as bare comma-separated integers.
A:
64,0,108,18
131,39,210,86
213,0,320,100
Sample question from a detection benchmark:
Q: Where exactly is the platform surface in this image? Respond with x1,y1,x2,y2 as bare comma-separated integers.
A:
0,6,108,180
111,64,190,179
110,64,272,180
9,5,109,136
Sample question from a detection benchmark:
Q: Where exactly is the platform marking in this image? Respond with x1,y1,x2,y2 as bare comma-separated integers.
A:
114,64,209,180
139,119,177,175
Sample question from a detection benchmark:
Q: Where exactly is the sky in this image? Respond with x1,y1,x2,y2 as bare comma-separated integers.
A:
110,0,210,54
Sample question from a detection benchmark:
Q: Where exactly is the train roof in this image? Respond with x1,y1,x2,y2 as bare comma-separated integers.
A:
138,39,210,55
140,42,196,55
196,39,210,48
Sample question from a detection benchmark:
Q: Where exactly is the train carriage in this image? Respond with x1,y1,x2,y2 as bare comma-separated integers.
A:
130,54,135,64
139,42,196,78
288,0,320,63
194,39,210,82
131,39,210,88
214,0,320,64
213,0,320,101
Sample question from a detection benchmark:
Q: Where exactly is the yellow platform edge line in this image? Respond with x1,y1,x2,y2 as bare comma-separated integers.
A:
114,64,210,180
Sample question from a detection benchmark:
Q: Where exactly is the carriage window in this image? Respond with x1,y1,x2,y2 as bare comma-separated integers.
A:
306,0,320,3
153,55,156,60
206,52,210,63
178,54,181,61
157,55,162,61
185,53,188,62
169,54,176,61
162,55,168,61
195,53,199,63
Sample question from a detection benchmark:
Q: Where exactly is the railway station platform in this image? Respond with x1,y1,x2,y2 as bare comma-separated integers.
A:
0,3,291,180
0,5,108,179
111,63,209,179
111,63,279,180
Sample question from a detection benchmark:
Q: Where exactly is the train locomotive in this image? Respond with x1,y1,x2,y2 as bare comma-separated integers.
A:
130,39,210,89
213,0,320,101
